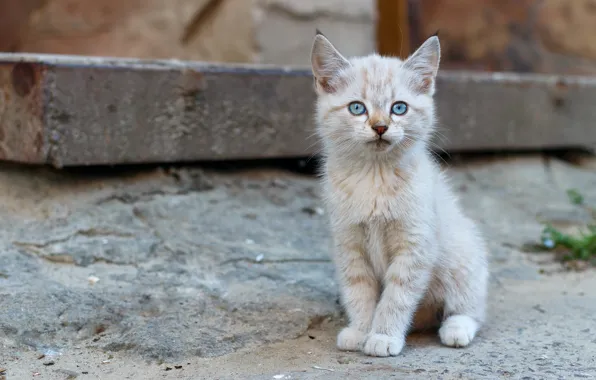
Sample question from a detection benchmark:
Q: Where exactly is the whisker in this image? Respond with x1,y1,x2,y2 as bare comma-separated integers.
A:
302,139,322,155
403,134,449,165
304,153,321,167
427,138,450,156
427,146,450,165
432,124,453,145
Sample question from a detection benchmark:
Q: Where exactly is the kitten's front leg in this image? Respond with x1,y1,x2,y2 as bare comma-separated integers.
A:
333,225,379,352
363,240,433,357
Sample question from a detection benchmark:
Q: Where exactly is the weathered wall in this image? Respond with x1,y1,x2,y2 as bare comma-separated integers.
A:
412,0,596,74
0,0,45,52
7,1,596,71
19,0,257,63
253,0,376,65
5,0,376,66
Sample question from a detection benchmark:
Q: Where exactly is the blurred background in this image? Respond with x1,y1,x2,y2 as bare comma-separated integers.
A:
2,0,596,74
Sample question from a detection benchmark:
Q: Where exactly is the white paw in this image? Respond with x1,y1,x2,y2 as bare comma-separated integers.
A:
439,315,478,348
337,327,366,351
362,333,405,357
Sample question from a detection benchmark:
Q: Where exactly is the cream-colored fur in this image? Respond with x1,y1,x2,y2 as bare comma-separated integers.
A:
310,32,489,357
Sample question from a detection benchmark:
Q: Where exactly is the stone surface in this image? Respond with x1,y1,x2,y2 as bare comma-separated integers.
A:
537,0,596,62
11,0,377,67
0,164,335,359
254,0,376,65
413,0,596,74
2,55,596,167
20,0,256,63
13,0,596,74
1,154,596,379
0,0,44,52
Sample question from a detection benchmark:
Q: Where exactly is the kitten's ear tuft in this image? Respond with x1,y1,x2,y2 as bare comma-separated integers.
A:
403,35,441,95
316,28,325,36
311,33,350,94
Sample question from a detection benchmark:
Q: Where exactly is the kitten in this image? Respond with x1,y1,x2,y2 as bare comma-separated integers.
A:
309,31,489,357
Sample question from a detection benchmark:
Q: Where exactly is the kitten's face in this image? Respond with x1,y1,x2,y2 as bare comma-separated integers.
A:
310,34,440,157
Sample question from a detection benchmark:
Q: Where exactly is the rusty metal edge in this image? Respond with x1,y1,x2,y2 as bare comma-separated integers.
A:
0,59,48,164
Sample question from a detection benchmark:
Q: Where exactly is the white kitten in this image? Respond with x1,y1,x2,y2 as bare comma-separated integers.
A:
310,32,489,357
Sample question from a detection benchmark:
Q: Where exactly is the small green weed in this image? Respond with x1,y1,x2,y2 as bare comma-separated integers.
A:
539,189,596,266
566,188,584,205
541,225,596,262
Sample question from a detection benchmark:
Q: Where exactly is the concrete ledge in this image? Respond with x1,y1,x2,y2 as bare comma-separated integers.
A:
0,53,595,167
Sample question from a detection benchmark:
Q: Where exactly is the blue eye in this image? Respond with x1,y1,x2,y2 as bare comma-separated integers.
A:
391,101,408,115
348,101,367,115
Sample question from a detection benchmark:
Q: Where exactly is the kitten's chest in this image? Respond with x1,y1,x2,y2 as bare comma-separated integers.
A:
363,221,389,279
326,165,408,222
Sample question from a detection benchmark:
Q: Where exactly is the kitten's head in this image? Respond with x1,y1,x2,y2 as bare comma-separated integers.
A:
310,31,440,158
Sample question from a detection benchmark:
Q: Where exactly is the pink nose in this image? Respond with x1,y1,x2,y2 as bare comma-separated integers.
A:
372,125,387,136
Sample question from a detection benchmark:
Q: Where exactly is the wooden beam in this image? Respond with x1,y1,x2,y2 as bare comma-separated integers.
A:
0,54,595,167
376,0,410,58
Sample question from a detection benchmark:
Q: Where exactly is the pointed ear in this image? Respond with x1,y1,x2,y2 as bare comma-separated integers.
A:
403,35,441,95
310,32,350,94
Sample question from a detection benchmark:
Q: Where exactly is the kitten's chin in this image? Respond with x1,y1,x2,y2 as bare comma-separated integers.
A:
366,138,393,152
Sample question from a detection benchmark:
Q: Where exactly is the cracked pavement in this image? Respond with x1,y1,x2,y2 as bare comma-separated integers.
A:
1,153,596,379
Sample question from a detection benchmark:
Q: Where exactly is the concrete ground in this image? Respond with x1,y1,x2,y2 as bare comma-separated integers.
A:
1,153,595,380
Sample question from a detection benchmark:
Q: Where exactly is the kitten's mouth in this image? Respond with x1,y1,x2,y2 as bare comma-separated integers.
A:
368,138,391,150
